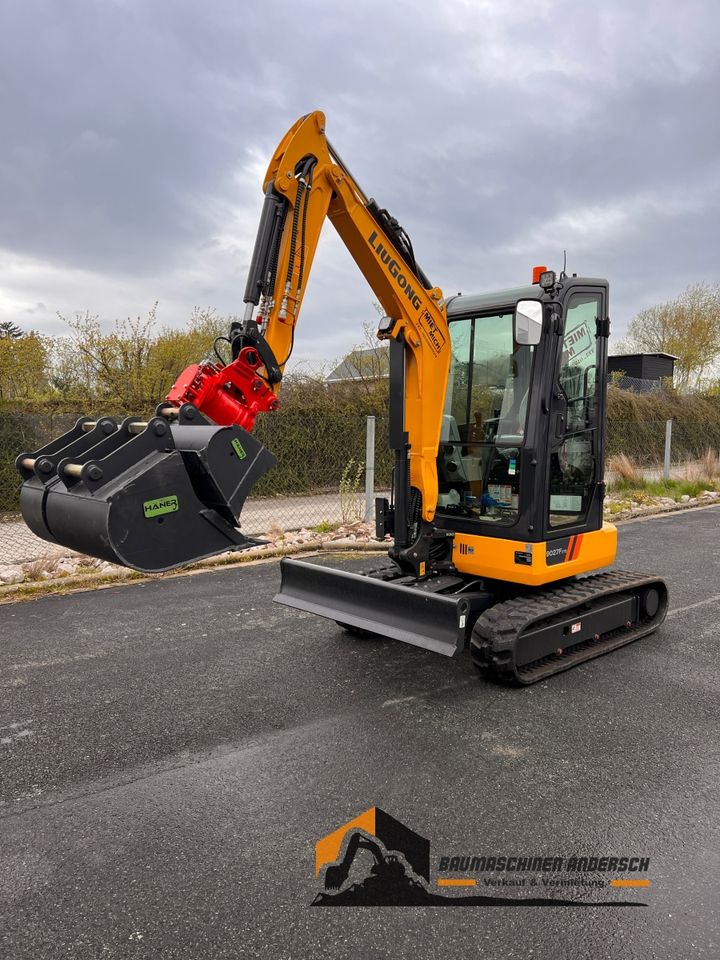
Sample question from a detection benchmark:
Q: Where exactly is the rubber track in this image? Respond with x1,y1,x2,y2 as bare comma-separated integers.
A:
470,569,668,685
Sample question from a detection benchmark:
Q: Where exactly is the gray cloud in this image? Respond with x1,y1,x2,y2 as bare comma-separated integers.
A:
1,0,718,366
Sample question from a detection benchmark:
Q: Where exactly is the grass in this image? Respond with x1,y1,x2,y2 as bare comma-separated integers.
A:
701,447,720,481
339,457,365,524
312,521,340,534
0,569,143,602
607,453,643,485
646,478,716,499
608,475,720,501
607,450,720,502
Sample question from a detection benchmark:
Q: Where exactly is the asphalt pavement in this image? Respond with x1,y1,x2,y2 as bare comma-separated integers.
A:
1,507,719,958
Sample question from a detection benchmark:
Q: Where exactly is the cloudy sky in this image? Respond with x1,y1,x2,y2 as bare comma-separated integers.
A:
1,0,718,369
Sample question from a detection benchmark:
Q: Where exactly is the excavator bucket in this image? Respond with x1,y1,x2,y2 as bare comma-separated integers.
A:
16,404,276,573
274,557,488,657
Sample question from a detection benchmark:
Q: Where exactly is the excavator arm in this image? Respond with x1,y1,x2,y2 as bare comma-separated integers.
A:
168,110,450,524
323,830,386,890
16,111,450,573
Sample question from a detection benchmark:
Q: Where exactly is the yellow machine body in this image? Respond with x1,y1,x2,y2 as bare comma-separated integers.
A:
453,523,618,587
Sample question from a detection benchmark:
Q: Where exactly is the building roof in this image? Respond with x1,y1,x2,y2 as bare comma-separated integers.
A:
608,352,678,361
326,345,389,383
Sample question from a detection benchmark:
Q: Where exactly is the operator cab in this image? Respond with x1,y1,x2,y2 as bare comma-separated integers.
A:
435,273,609,543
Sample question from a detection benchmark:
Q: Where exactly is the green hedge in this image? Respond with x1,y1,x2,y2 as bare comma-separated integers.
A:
0,407,391,512
2,387,720,513
606,420,720,466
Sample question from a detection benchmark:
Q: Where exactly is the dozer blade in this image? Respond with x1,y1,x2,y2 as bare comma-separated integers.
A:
274,557,471,657
16,404,276,573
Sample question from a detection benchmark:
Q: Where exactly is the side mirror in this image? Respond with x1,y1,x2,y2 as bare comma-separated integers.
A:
514,300,543,346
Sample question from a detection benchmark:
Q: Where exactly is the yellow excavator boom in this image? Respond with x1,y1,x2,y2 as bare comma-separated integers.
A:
251,110,450,521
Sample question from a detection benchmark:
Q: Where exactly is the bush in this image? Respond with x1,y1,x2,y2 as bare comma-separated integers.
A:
606,454,642,485
607,384,720,423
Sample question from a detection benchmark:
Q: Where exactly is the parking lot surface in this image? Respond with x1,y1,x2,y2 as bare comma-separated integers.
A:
1,508,719,958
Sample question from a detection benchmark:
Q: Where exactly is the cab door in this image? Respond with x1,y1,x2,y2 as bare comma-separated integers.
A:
545,286,608,535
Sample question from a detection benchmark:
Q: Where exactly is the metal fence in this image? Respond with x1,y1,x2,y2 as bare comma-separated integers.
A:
0,412,391,566
1,413,719,566
606,419,720,472
608,375,665,394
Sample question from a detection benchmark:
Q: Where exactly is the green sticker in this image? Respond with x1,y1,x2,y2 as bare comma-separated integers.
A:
231,438,247,460
143,495,179,518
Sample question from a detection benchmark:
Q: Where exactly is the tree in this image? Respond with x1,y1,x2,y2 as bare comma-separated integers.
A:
0,332,48,400
620,282,720,390
49,305,230,412
50,308,154,410
0,321,23,340
147,307,230,400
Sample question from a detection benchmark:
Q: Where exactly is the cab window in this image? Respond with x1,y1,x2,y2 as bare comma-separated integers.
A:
437,311,535,525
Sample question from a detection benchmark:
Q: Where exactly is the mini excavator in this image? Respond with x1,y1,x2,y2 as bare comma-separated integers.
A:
323,832,412,892
17,111,668,683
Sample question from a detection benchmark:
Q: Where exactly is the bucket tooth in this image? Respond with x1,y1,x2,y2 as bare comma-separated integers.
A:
17,408,276,573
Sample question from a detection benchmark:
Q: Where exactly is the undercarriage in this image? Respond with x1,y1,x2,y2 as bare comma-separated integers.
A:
275,559,668,684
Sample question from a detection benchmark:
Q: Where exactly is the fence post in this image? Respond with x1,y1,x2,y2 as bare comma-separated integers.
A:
364,415,376,523
663,419,673,481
